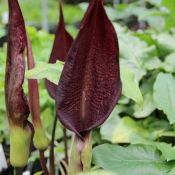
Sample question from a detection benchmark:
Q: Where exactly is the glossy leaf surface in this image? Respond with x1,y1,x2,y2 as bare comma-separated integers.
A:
5,0,29,126
45,0,73,99
56,0,121,135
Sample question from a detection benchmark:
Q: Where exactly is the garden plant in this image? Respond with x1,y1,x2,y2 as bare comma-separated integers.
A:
0,0,175,175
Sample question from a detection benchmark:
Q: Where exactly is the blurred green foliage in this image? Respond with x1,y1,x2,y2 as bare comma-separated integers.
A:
0,0,84,25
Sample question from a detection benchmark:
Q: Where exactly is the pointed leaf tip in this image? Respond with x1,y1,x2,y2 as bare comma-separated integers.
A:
56,0,121,135
45,0,73,99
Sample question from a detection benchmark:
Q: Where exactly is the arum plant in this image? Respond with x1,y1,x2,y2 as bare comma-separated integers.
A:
45,0,73,174
56,0,121,174
5,0,49,171
5,0,33,167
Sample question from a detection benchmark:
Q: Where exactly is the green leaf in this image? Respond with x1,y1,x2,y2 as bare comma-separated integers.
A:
119,32,157,68
26,61,64,84
142,117,174,140
167,168,175,175
121,62,143,106
93,144,174,175
147,0,162,6
100,108,120,143
157,33,175,56
162,53,175,73
153,73,175,124
100,115,151,144
78,170,115,175
133,79,156,118
134,93,155,118
157,142,175,161
161,0,175,30
144,57,163,71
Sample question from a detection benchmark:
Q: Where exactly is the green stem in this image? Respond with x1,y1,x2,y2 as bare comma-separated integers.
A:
14,168,23,175
49,114,57,175
68,132,92,175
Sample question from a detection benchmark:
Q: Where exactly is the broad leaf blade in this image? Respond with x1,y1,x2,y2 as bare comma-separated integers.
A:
93,144,174,175
120,61,143,106
78,170,115,175
56,0,121,135
157,142,175,161
26,61,63,85
153,73,175,124
101,116,151,144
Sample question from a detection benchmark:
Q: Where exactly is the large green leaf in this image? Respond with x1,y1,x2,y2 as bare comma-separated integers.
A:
120,62,143,106
119,33,157,68
147,0,162,6
144,57,163,71
93,144,174,175
100,114,151,144
133,79,156,118
162,53,175,73
100,107,120,143
156,142,175,161
134,93,155,118
142,117,173,140
26,61,64,84
78,170,115,175
157,33,175,56
167,168,175,175
153,73,175,124
161,0,175,30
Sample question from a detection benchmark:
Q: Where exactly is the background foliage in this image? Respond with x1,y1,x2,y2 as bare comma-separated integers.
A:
1,0,175,174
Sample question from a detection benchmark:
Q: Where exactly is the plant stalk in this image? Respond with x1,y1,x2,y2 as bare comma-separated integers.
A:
68,132,92,175
39,150,49,175
26,35,50,151
49,114,57,175
14,168,23,175
63,127,68,164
